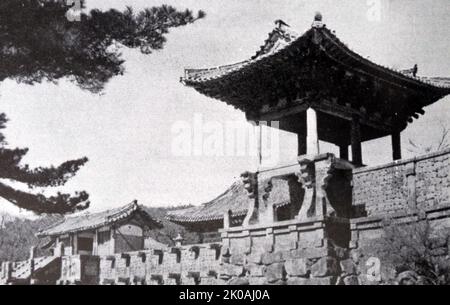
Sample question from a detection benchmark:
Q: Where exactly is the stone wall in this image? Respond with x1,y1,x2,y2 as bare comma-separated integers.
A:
96,244,222,285
50,217,350,285
353,149,450,217
58,255,99,284
348,204,450,285
218,217,349,285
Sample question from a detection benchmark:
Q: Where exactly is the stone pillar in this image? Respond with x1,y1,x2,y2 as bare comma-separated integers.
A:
29,246,36,260
351,116,362,166
174,234,184,247
392,131,402,161
406,162,417,210
0,262,5,279
306,108,319,155
3,262,12,282
339,144,349,160
29,246,36,277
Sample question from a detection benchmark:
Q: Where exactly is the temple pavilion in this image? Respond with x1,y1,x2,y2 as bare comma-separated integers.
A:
169,14,450,236
181,14,450,165
37,201,162,256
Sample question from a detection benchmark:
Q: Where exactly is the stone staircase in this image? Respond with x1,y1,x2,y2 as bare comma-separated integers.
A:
8,256,60,284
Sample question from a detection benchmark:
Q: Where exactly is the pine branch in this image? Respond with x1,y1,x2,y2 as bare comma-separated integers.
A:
0,181,89,214
0,1,206,92
0,148,88,187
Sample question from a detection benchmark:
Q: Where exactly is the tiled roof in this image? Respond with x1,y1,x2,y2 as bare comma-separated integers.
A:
182,21,300,83
182,21,450,92
166,182,250,223
166,180,291,224
417,77,450,89
252,21,299,59
37,201,160,237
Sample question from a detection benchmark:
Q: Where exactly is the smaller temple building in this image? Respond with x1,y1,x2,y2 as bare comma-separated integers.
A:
166,182,250,242
37,201,162,256
166,180,307,242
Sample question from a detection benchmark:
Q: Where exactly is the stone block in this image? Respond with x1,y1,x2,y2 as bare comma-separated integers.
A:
220,255,230,265
264,279,286,285
227,277,250,285
343,275,359,285
340,259,357,276
230,253,245,266
286,276,337,285
311,257,339,278
219,264,244,280
263,263,286,283
244,263,264,277
284,258,309,277
291,246,329,259
181,277,198,285
261,251,284,265
201,277,221,285
221,246,231,257
246,252,262,265
263,242,274,253
286,277,309,285
350,249,362,264
307,276,337,285
248,276,266,285
164,278,178,285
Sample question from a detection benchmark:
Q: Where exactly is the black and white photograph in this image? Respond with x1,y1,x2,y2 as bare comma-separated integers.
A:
0,0,449,290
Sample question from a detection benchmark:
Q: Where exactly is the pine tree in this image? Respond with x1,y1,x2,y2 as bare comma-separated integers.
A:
0,1,205,214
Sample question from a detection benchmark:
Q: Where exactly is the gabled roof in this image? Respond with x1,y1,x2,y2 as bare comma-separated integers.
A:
37,201,161,237
166,180,291,224
166,182,250,223
181,17,450,123
182,20,450,90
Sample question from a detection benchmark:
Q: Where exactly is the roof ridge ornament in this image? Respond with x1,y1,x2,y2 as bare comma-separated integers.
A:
274,19,290,33
312,12,325,28
400,64,418,77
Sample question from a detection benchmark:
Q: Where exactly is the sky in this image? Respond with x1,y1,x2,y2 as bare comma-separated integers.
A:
0,0,449,217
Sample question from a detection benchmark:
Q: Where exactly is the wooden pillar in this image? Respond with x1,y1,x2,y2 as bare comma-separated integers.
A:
93,229,98,255
72,233,78,255
69,233,75,255
110,227,115,254
257,122,262,168
351,116,362,165
392,131,402,160
339,144,349,160
306,108,319,155
223,211,231,229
